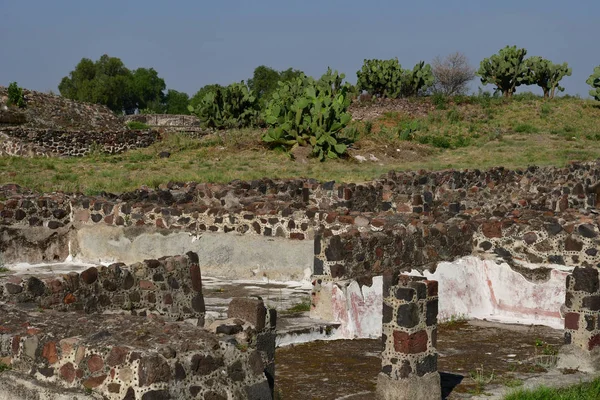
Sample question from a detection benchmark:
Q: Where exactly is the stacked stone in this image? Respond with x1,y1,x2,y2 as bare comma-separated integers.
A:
0,252,205,322
563,266,600,351
377,273,440,400
227,297,277,397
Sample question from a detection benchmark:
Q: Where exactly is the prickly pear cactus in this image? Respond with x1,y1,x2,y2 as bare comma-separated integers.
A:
587,66,600,101
477,46,529,97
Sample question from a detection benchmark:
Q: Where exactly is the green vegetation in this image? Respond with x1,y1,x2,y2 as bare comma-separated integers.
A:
356,59,433,98
59,55,166,114
247,65,305,104
525,57,571,99
469,365,495,395
478,46,529,98
1,96,599,193
7,82,25,108
283,298,312,314
504,377,600,400
187,82,260,129
262,69,354,160
0,362,10,373
126,121,150,130
588,66,600,101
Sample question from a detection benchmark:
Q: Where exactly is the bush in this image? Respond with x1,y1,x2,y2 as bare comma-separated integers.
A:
356,59,433,98
431,52,476,96
188,82,260,129
126,120,150,130
7,82,25,108
477,46,529,98
262,70,354,161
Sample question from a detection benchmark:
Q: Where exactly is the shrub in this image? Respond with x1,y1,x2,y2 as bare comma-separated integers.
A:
262,70,354,161
356,58,404,98
432,93,448,110
7,82,26,108
188,82,260,129
431,52,476,96
514,123,539,133
126,120,150,130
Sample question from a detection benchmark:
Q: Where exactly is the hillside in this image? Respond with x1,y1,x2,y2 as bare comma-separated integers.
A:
1,94,599,194
0,87,125,131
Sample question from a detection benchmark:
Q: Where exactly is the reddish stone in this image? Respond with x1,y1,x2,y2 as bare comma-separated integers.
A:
371,219,386,228
26,328,41,336
83,374,106,389
42,341,58,364
290,232,305,240
375,247,384,258
589,334,600,351
190,265,202,292
565,312,579,330
522,232,537,245
104,214,114,224
325,212,339,224
12,336,20,355
337,215,355,224
81,267,98,285
425,280,438,297
87,354,104,373
558,195,569,212
64,293,76,304
106,347,129,367
60,362,76,383
163,293,173,305
393,330,429,354
45,279,63,293
76,369,84,379
156,218,166,228
482,221,502,238
565,236,584,252
139,280,156,290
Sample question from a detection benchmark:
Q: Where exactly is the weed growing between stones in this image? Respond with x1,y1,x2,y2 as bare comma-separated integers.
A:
0,362,11,373
0,252,8,273
469,364,495,395
282,298,312,314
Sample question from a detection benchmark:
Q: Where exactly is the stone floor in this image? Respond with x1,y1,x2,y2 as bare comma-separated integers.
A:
275,319,596,400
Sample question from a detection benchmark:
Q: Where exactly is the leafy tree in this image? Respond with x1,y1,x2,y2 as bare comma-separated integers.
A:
130,68,165,111
163,89,190,114
524,57,571,99
247,66,306,104
431,52,476,96
587,66,600,101
279,68,305,83
189,84,224,110
58,54,166,114
477,46,529,98
247,66,281,99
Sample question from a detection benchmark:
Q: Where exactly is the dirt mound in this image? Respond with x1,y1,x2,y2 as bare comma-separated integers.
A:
349,98,435,121
0,86,125,132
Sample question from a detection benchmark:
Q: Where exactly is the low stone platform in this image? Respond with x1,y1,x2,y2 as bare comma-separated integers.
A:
0,304,272,399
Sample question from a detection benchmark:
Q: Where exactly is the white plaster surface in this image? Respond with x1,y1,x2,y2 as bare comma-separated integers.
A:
72,225,312,281
315,256,569,339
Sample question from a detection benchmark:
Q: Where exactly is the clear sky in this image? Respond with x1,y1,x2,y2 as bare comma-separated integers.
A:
1,0,597,97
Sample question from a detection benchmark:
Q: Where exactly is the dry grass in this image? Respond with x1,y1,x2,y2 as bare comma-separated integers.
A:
1,96,600,194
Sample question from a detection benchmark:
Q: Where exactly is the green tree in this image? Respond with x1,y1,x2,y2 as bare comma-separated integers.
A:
525,57,571,99
130,68,166,111
189,84,224,110
477,46,529,98
247,65,281,99
58,54,166,114
279,68,305,83
587,66,600,101
164,89,190,114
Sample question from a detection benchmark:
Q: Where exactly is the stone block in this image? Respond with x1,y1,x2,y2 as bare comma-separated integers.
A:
396,303,419,329
572,267,599,293
393,330,428,354
227,298,267,330
376,372,441,400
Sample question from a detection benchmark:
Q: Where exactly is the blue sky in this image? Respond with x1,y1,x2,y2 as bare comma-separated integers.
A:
1,0,597,97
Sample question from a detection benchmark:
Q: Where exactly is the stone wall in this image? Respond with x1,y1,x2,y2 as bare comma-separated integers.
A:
0,127,159,157
0,253,205,322
122,114,209,137
0,251,276,399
